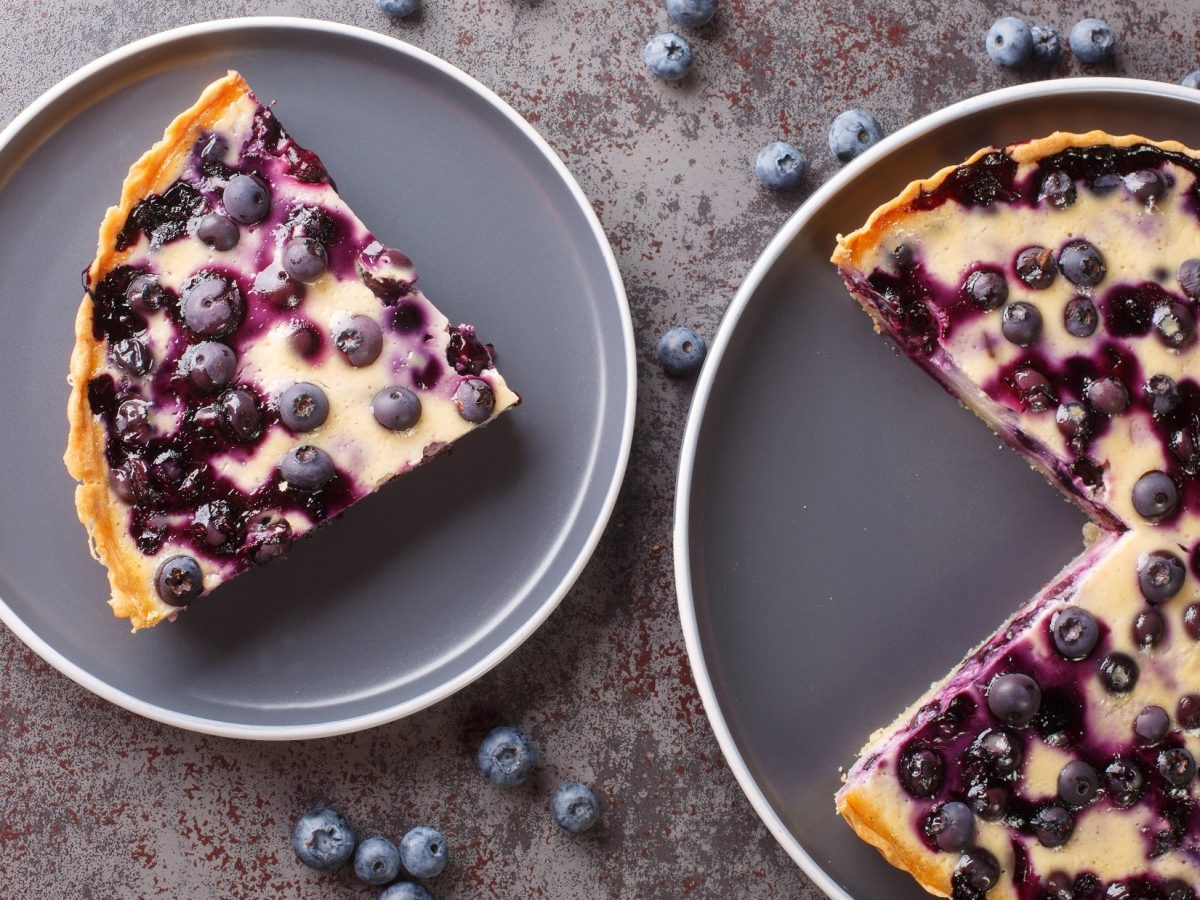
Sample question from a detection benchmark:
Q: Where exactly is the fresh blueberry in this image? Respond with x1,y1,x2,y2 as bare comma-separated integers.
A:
1103,757,1146,808
1085,376,1128,415
1099,652,1140,694
986,673,1041,727
126,274,168,314
279,382,330,432
196,213,239,251
1153,300,1196,348
1001,301,1042,346
828,109,884,163
380,884,433,900
963,269,1008,311
115,398,152,444
664,0,716,27
378,0,422,16
454,378,496,423
1158,747,1197,788
282,237,328,283
1055,401,1090,442
218,387,263,441
644,33,693,80
1132,470,1179,522
222,173,271,225
1180,259,1200,298
552,782,601,833
1015,246,1056,289
185,341,237,393
1133,608,1166,648
154,554,203,606
334,315,384,367
181,277,243,338
1134,705,1171,745
478,725,537,786
1146,374,1182,417
1057,759,1098,808
280,445,335,491
1063,295,1099,337
242,510,292,565
924,800,974,852
1070,18,1116,64
984,16,1032,67
1032,804,1074,848
399,826,448,879
1179,694,1200,729
755,141,806,190
1058,240,1106,287
1029,25,1062,65
110,337,153,376
1125,169,1168,203
952,848,999,894
1184,71,1200,89
291,806,356,872
373,386,422,431
1039,171,1076,208
353,836,401,886
1138,551,1186,604
657,326,707,377
970,728,1023,776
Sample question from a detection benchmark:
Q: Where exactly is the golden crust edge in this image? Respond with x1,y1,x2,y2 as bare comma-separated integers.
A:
830,130,1200,272
64,71,252,631
836,786,952,898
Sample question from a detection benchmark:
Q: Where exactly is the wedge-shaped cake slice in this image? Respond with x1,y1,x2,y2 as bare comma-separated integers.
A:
66,72,519,630
831,133,1200,898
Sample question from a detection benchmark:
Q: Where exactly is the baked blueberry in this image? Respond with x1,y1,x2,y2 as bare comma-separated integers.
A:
970,727,1023,776
1011,367,1055,411
984,16,1032,67
1099,652,1139,694
196,133,228,163
218,388,262,441
966,782,1007,821
154,554,203,606
1050,605,1099,660
1103,757,1146,807
963,269,1008,310
952,848,999,894
552,782,602,834
1164,880,1196,900
455,378,495,423
1153,300,1196,348
644,33,694,80
924,800,974,852
1015,246,1056,289
1158,747,1197,788
1138,551,1185,604
664,0,716,27
1058,240,1106,287
478,725,537,787
222,173,270,224
126,273,168,313
1039,171,1076,208
1069,18,1116,64
334,315,383,367
1032,804,1074,848
181,276,243,338
196,213,239,251
1170,424,1200,474
1029,25,1062,65
279,382,329,432
1132,470,1179,522
115,398,152,444
1133,608,1165,648
184,341,237,393
1146,374,1182,417
1042,872,1074,900
398,825,447,879
755,141,806,190
353,836,401,886
1063,295,1099,337
1179,259,1200,298
282,237,328,283
192,499,240,548
379,884,433,900
1055,401,1090,441
1178,694,1200,730
291,806,356,872
280,445,335,490
1085,376,1128,415
986,672,1041,727
110,337,152,376
1185,603,1200,640
251,261,302,308
373,386,422,431
827,109,884,163
1057,759,1098,808
1134,706,1171,745
242,511,292,565
1001,301,1042,346
657,326,707,376
1126,169,1168,203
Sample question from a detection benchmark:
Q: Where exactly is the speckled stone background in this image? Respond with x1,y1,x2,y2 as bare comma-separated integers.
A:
3,1,1200,897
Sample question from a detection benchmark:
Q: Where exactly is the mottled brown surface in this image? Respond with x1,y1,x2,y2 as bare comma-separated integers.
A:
3,1,1200,897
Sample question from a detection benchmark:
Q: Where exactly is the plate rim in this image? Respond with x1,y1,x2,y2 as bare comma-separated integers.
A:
673,76,1200,899
0,16,636,741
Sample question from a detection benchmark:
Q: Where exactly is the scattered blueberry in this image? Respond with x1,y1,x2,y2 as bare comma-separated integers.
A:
378,0,422,17
1153,300,1196,348
1103,756,1146,808
828,109,884,163
1058,240,1106,287
1011,366,1055,412
1039,170,1076,208
1055,401,1090,442
1085,376,1128,415
279,382,330,432
1158,747,1197,788
552,782,601,834
181,277,243,338
282,237,328,283
924,800,974,852
192,499,240,549
966,782,1007,821
478,725,537,787
1057,759,1098,808
1070,18,1116,64
354,836,401,886
986,673,1041,727
373,386,423,431
970,728,1023,776
1146,374,1182,417
280,445,335,491
1015,246,1056,289
185,341,237,393
222,173,271,224
196,213,239,251
984,16,1032,67
1029,25,1062,65
952,848,1000,894
110,337,152,376
454,378,496,423
1032,804,1074,848
964,269,1008,310
1063,295,1099,337
1132,470,1179,522
664,0,716,27
1134,705,1171,746
154,554,203,606
1183,72,1200,89
1000,301,1042,346
1138,551,1186,604
755,141,806,190
644,33,693,80
1099,652,1140,694
399,826,448,879
291,806,356,872
1133,607,1165,648
380,884,433,900
218,388,263,441
334,315,383,367
1043,872,1075,900
657,326,707,377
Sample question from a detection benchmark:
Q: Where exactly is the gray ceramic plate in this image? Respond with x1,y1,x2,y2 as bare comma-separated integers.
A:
675,78,1200,899
0,18,634,738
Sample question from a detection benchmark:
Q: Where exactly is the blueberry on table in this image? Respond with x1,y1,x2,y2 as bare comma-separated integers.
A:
1070,18,1116,64
1029,25,1062,65
222,173,271,225
657,326,707,377
354,836,401,886
984,17,1033,68
644,33,694,80
478,725,538,786
665,0,716,27
378,0,422,17
291,806,356,872
827,109,884,163
1183,71,1200,89
380,884,433,900
755,141,806,190
399,825,448,879
552,782,601,833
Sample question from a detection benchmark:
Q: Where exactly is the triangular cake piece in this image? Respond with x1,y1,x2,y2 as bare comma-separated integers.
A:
832,133,1200,897
66,73,519,630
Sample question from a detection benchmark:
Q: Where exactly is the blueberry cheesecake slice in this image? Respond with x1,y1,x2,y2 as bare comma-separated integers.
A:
65,72,519,630
832,133,1200,897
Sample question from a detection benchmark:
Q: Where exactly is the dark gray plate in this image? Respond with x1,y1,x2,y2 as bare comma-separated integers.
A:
675,79,1200,899
0,19,633,738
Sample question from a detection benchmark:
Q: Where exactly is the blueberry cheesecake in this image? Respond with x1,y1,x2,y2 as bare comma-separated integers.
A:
832,133,1200,897
65,73,519,629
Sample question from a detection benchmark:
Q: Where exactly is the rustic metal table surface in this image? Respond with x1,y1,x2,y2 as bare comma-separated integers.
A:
3,1,1199,897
